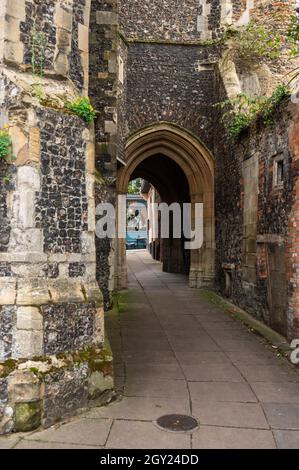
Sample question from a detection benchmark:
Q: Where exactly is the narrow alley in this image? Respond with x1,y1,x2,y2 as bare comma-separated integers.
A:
1,251,299,449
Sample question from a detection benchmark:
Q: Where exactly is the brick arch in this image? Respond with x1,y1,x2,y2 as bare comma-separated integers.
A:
116,123,215,290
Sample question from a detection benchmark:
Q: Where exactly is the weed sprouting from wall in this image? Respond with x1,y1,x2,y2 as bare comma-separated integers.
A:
216,85,291,139
31,22,47,77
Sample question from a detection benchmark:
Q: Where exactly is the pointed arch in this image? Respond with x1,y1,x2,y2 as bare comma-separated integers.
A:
116,123,215,289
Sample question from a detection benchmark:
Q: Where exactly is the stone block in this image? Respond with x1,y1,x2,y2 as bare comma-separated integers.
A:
17,278,50,306
8,371,40,404
4,15,20,43
105,120,117,135
12,330,43,359
17,166,40,191
0,279,17,305
78,24,88,52
16,307,43,331
8,228,43,253
84,282,103,306
86,141,95,173
108,57,117,74
246,238,257,254
4,40,24,64
56,28,71,51
28,127,40,163
81,232,95,255
80,51,89,91
18,189,35,228
15,401,42,432
15,144,29,166
54,5,73,32
11,263,43,277
47,280,85,303
5,0,25,20
54,51,69,76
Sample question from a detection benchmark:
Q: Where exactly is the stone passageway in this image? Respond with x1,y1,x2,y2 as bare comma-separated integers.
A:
1,250,299,449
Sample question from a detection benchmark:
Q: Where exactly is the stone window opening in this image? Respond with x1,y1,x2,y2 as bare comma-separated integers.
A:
273,155,285,189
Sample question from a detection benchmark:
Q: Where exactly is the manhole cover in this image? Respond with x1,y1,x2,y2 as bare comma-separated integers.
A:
156,414,199,433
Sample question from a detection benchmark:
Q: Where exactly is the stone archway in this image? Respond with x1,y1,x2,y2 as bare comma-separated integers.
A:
116,123,215,290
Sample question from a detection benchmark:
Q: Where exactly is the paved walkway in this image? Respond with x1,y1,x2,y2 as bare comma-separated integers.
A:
1,250,299,449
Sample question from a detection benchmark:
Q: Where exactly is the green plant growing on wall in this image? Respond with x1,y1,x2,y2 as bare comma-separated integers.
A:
216,94,264,138
216,85,291,139
0,128,13,161
66,97,97,124
31,82,46,102
0,127,14,185
224,21,283,63
262,84,291,124
31,22,47,77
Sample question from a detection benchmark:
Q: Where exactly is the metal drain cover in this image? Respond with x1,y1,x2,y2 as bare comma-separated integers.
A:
156,414,199,433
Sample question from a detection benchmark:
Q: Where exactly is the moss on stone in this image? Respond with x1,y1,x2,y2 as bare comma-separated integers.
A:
0,359,18,378
116,290,131,314
31,356,52,364
15,401,42,432
1,342,113,384
73,343,113,374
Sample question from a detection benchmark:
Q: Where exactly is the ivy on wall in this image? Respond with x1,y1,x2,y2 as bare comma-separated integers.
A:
216,85,291,139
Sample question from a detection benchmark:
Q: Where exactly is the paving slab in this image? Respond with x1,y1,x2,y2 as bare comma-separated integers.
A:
237,365,299,383
183,363,245,382
192,402,269,429
175,351,231,365
195,314,235,323
213,339,266,353
226,351,282,366
274,430,299,449
123,350,177,365
192,426,276,449
25,418,112,446
263,404,299,430
189,381,257,403
0,436,21,449
126,363,184,380
159,316,203,330
125,378,189,398
171,337,221,352
84,396,190,420
122,338,171,351
106,420,191,449
251,382,299,404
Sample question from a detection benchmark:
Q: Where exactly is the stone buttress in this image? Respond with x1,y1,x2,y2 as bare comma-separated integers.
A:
0,0,113,435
